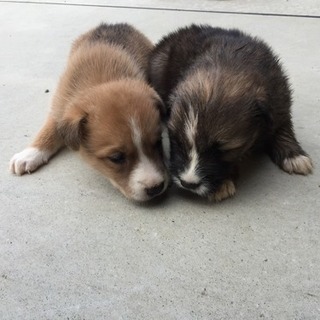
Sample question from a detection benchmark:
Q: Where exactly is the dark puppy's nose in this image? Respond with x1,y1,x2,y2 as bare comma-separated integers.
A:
145,182,165,197
180,179,201,190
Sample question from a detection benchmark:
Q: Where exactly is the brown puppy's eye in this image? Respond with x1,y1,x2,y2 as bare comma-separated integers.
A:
107,152,126,164
154,139,162,149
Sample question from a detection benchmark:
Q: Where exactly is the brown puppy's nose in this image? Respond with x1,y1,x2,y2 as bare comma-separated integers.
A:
145,182,165,197
180,179,200,190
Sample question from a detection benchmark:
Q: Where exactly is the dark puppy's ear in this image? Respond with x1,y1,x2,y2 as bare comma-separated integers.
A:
153,93,168,122
255,100,273,127
58,102,88,150
254,87,273,127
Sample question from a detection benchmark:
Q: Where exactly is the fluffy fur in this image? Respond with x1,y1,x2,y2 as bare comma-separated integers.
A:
148,24,313,201
10,23,169,201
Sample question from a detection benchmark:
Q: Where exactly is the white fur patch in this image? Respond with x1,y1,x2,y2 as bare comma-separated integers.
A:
161,124,170,167
180,108,201,186
180,147,200,184
9,147,52,175
282,155,313,175
185,108,198,145
129,119,166,201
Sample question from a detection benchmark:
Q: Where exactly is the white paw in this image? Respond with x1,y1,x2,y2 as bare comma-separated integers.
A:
9,147,51,175
282,155,313,175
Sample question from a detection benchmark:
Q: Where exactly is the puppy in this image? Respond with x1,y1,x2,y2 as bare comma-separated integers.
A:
148,24,313,201
10,23,169,202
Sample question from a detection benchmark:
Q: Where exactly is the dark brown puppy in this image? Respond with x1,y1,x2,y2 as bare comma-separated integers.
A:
148,24,313,201
10,23,169,202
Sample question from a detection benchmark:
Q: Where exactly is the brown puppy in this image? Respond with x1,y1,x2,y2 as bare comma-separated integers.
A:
10,23,169,201
148,25,313,201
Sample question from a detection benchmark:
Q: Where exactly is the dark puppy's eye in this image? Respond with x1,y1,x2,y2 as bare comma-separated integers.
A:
107,152,126,164
201,143,221,157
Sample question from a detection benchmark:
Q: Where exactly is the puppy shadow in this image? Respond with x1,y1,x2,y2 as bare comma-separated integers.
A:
135,155,273,210
133,185,174,209
235,154,280,197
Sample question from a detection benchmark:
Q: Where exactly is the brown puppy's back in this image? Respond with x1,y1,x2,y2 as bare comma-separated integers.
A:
72,23,153,71
52,23,153,118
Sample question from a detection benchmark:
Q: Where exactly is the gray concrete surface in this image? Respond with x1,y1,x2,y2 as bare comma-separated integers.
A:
1,1,320,319
9,0,320,16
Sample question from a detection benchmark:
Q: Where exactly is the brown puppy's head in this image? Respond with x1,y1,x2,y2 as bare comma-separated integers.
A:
168,69,271,196
58,79,169,201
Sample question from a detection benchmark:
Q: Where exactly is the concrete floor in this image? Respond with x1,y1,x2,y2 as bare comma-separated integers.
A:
1,1,320,319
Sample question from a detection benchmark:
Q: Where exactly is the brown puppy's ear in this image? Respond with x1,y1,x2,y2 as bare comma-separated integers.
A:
58,102,88,150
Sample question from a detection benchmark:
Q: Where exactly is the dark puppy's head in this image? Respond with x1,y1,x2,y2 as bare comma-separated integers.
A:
168,69,271,196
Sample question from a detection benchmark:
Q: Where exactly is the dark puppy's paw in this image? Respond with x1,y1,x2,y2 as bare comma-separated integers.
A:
208,180,236,202
282,155,313,175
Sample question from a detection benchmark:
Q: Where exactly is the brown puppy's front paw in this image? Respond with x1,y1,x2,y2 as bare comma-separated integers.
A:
208,180,236,202
9,147,50,175
282,155,313,175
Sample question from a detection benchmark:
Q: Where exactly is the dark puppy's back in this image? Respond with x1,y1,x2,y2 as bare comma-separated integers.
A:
148,24,287,104
148,25,245,101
